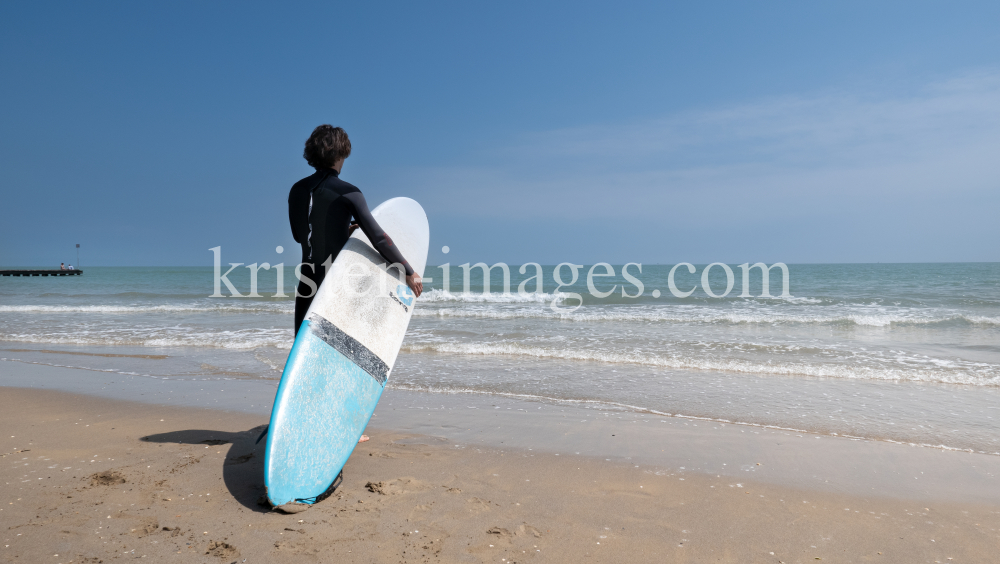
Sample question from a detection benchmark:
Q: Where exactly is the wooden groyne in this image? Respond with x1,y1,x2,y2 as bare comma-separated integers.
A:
0,269,83,277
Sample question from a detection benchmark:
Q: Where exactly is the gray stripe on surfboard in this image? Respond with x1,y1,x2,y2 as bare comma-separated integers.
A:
307,313,389,386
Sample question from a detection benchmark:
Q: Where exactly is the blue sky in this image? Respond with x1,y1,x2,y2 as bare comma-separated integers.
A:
1,1,998,267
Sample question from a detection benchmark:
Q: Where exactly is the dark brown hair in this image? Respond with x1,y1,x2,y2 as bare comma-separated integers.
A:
303,125,352,169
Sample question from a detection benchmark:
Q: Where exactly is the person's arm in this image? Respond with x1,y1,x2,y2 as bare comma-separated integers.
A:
343,191,422,297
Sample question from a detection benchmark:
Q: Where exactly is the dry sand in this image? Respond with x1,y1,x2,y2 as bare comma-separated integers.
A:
2,386,999,564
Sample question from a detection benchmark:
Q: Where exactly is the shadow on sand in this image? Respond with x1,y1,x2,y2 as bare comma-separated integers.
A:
139,425,272,513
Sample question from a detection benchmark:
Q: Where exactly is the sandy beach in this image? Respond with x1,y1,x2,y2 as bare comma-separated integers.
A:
4,1,1000,561
3,381,999,564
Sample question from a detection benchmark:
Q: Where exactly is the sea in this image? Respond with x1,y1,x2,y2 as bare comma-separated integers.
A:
2,263,999,454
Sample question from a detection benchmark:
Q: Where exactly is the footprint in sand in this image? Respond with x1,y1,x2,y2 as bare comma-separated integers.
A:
467,497,492,512
89,470,126,486
205,540,239,559
407,504,431,520
487,526,513,538
128,519,159,538
366,478,428,495
518,524,543,538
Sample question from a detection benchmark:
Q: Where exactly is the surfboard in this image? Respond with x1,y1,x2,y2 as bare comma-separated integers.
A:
264,197,429,511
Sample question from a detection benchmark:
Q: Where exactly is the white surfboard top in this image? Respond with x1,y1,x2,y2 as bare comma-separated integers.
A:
306,197,429,373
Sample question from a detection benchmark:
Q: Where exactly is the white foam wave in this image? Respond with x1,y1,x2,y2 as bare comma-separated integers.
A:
0,357,260,381
5,297,997,329
0,303,293,315
1,328,293,351
399,341,1000,386
413,306,1000,327
771,296,824,304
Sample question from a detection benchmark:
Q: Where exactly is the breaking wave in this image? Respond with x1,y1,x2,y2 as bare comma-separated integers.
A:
412,305,1000,327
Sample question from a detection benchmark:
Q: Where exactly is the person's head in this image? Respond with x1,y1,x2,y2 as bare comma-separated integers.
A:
303,125,352,171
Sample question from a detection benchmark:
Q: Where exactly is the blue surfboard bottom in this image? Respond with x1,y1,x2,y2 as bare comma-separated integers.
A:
264,318,386,506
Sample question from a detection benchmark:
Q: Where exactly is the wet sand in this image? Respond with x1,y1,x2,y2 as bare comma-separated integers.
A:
3,386,999,563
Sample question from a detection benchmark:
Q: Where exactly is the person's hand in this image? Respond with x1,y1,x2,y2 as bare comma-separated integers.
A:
348,223,360,235
406,273,423,298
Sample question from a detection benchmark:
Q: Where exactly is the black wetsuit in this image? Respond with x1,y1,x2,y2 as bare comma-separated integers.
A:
288,168,413,334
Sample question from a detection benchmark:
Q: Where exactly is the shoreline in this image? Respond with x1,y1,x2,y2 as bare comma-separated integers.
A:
4,359,1000,505
7,336,1000,457
5,357,1000,496
2,386,999,563
387,383,1000,457
6,354,1000,457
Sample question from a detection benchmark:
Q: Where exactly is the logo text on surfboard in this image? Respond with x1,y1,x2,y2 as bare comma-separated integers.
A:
390,284,414,311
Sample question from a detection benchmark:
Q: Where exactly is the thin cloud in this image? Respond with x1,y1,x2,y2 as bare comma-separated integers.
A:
521,69,1000,165
415,69,1000,222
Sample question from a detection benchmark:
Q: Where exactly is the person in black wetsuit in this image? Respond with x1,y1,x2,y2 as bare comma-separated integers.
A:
288,125,423,336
